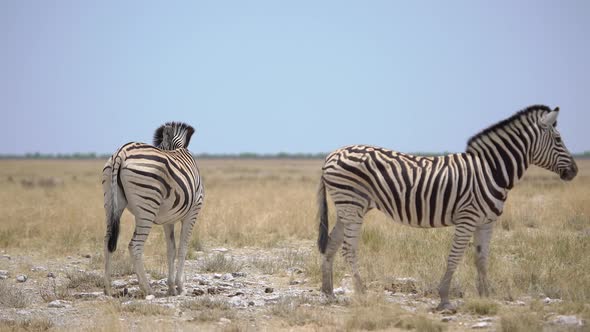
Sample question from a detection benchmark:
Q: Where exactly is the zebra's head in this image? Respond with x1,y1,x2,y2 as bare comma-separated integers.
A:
532,107,577,181
153,122,195,150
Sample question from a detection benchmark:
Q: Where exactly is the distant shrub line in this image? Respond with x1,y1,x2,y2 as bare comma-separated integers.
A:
1,151,589,160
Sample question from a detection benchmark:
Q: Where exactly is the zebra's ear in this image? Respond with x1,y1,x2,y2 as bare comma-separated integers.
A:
540,110,559,127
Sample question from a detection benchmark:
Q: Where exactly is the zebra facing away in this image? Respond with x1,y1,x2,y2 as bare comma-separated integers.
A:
317,105,577,310
102,122,204,297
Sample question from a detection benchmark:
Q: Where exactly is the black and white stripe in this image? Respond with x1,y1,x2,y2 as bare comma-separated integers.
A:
317,105,577,310
102,122,204,297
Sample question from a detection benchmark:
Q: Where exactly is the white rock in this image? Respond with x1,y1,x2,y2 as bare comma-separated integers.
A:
48,300,71,308
129,278,139,285
219,317,232,324
222,273,234,281
543,297,563,304
0,270,8,277
31,266,47,272
145,294,155,301
16,275,27,282
551,315,583,326
211,248,229,253
213,273,222,279
0,275,7,280
471,322,492,329
334,287,345,295
112,280,127,288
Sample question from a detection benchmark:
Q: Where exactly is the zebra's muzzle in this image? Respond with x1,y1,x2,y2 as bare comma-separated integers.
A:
560,163,578,181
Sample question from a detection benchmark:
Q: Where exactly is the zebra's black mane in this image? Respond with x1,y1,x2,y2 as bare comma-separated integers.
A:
466,105,554,150
153,122,195,148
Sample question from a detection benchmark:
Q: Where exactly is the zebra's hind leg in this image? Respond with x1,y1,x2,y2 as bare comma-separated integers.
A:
321,219,344,297
128,218,154,297
175,204,202,295
474,222,494,297
340,207,367,295
163,223,177,296
437,222,475,311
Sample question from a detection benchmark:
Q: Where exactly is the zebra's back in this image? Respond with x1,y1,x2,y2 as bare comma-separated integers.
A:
104,142,203,225
322,145,477,228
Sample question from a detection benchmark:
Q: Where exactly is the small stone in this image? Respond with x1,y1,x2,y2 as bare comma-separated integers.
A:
221,273,234,281
289,280,302,285
207,287,220,295
112,280,127,288
211,248,229,253
193,276,209,285
551,315,583,327
128,278,139,285
219,317,231,324
515,300,526,306
73,291,103,299
478,317,493,322
31,266,47,272
248,301,255,306
228,291,244,297
1,254,10,260
16,275,27,282
192,288,205,296
82,254,91,258
0,270,8,277
145,294,155,301
48,300,71,308
264,287,274,294
471,322,492,329
213,273,222,279
441,316,455,322
0,275,7,280
231,272,247,278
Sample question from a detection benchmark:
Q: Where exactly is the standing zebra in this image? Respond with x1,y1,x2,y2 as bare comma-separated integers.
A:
102,122,204,297
317,105,577,310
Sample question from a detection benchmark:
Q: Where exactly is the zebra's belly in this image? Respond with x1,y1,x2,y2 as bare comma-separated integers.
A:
381,205,456,228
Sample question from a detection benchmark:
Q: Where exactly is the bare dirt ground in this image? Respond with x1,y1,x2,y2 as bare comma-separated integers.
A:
0,242,584,331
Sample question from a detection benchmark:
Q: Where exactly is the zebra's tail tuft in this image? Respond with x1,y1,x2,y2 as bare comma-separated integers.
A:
317,177,329,254
107,155,123,253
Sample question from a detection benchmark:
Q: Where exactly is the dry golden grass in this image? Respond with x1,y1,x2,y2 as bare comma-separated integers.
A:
0,158,589,330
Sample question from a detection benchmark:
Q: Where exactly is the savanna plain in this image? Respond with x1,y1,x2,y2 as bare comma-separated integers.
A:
0,158,589,331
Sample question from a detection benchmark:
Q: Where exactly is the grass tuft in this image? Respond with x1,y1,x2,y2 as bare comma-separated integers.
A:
0,281,29,308
462,298,499,316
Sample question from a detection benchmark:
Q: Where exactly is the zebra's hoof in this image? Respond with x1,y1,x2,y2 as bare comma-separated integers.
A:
435,302,456,314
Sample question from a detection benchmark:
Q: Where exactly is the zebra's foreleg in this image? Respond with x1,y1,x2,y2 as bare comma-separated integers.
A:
321,219,344,297
128,219,154,297
175,206,201,295
474,222,494,297
437,222,475,311
163,223,177,296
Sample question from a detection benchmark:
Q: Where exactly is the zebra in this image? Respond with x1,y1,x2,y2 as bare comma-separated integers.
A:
317,105,577,310
102,122,204,297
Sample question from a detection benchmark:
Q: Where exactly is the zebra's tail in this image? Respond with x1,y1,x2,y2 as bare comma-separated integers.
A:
107,154,123,253
317,176,329,254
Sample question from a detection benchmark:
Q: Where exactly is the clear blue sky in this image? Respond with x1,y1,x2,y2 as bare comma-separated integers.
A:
1,1,588,155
